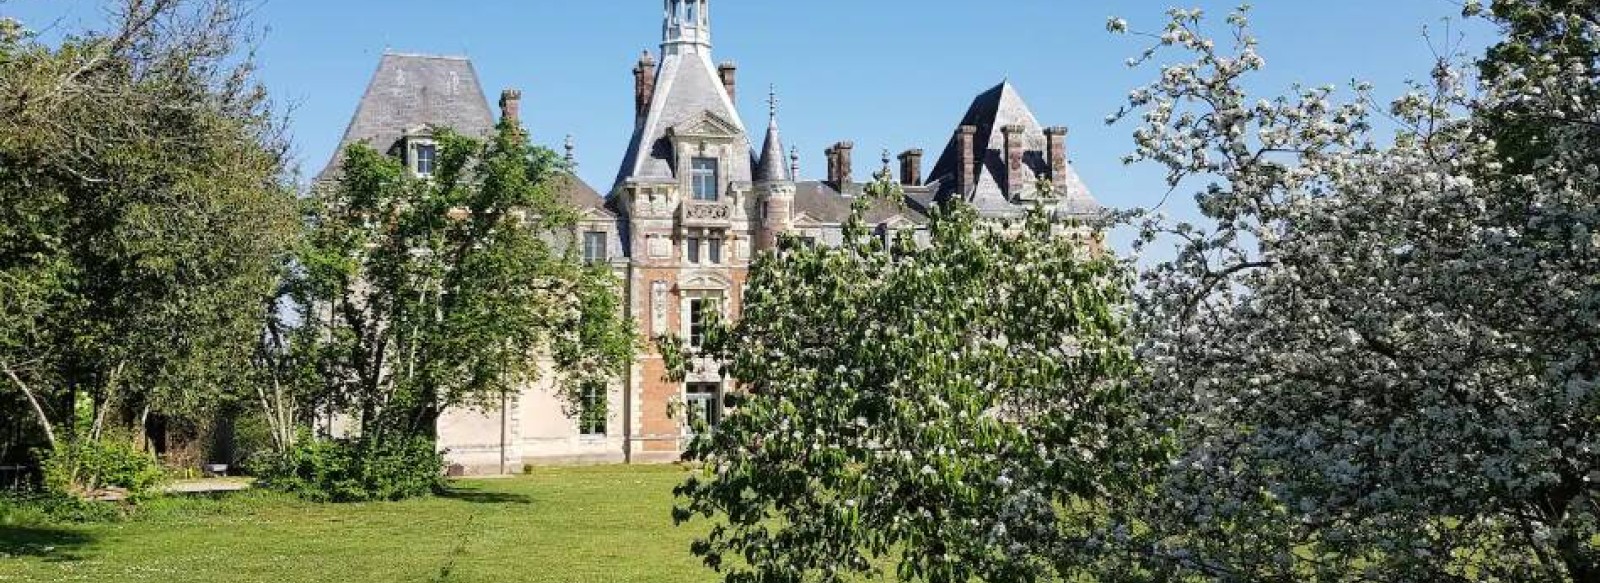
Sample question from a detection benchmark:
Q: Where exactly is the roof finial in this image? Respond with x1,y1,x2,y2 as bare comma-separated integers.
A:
564,134,576,165
767,84,778,122
789,146,800,180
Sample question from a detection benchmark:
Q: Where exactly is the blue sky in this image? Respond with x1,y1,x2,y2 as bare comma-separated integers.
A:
7,0,1496,251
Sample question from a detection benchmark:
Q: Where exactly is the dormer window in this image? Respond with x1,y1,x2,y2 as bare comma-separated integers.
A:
691,157,718,201
414,143,437,177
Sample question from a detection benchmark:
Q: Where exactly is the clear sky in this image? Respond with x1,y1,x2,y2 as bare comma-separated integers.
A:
7,0,1496,251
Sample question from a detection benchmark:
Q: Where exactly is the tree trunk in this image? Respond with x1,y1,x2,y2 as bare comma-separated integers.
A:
1,360,57,448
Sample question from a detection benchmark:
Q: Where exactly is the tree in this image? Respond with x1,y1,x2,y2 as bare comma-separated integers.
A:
1114,4,1600,581
671,169,1165,583
294,120,635,450
0,0,297,453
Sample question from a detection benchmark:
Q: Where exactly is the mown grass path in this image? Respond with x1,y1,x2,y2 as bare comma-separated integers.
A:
0,465,711,583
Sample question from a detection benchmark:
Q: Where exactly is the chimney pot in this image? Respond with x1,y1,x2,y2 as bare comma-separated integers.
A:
634,50,658,121
1001,124,1027,198
898,149,924,187
956,125,978,196
718,61,738,103
1045,126,1069,192
832,141,854,188
499,89,522,126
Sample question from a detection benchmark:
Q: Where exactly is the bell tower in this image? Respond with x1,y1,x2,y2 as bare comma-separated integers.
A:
663,0,711,55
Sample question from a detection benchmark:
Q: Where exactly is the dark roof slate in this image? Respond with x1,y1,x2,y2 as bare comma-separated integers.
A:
318,53,496,181
925,81,1098,216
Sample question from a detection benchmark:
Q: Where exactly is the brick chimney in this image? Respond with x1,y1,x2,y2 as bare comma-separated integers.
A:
1001,124,1026,197
827,141,854,188
956,125,978,196
898,149,923,187
633,50,657,121
499,89,522,126
718,61,737,103
1045,126,1069,192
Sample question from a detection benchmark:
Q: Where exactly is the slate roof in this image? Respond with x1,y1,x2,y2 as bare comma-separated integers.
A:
318,53,496,182
755,114,789,182
615,50,752,188
553,173,613,217
926,81,1099,217
793,182,928,225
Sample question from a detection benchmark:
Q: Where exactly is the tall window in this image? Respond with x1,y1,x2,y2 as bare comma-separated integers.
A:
691,157,719,201
579,382,606,436
583,231,607,264
688,297,720,349
686,237,701,264
415,143,437,176
707,237,723,264
685,383,721,434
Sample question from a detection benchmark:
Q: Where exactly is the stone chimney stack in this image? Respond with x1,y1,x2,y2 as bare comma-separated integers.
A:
1001,124,1026,197
898,149,923,187
633,50,657,121
499,89,522,127
1045,126,1069,192
718,61,737,103
827,141,854,188
956,125,978,196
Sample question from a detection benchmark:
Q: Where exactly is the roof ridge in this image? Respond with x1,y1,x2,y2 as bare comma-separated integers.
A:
381,51,472,61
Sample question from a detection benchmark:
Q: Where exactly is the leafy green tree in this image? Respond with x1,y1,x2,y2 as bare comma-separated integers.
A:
0,0,297,453
295,120,635,448
671,170,1164,583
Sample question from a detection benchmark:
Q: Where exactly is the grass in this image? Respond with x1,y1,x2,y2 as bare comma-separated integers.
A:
0,465,713,583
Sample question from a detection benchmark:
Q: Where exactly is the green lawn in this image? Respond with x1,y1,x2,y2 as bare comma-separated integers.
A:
0,465,714,583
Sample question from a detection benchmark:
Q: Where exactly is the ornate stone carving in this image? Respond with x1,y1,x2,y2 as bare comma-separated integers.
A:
651,281,668,336
684,201,730,221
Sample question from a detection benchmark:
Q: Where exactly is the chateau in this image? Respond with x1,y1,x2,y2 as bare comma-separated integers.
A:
320,0,1101,473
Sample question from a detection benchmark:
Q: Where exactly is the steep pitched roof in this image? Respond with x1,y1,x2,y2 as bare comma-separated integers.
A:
755,114,789,182
614,51,752,187
553,173,613,218
926,81,1098,216
318,53,496,181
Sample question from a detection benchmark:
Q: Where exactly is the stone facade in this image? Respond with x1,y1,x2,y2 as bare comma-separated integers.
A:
321,0,1103,473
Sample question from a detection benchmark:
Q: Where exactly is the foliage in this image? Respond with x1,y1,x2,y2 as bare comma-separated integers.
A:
254,436,444,503
0,0,297,451
292,119,635,451
40,439,165,500
670,169,1163,582
0,491,126,525
1111,4,1600,581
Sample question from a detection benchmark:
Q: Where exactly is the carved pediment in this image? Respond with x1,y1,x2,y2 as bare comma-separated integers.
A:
669,111,742,139
678,271,733,291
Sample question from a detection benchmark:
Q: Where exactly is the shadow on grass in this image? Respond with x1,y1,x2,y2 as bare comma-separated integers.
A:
0,526,94,562
437,487,531,505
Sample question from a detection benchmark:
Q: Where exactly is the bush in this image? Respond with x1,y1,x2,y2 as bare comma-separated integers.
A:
40,439,166,500
0,492,127,525
254,437,444,503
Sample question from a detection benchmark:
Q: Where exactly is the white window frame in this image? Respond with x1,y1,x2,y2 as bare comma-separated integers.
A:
690,157,719,201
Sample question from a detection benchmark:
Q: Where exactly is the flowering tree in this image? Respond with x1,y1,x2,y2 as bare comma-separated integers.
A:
671,170,1167,582
1115,4,1600,580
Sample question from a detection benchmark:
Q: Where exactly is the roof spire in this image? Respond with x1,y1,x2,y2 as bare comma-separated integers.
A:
789,147,800,180
564,134,576,165
755,84,789,182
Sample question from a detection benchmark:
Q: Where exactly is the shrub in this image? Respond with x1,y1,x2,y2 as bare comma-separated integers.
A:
39,440,166,500
255,437,444,503
0,492,127,525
